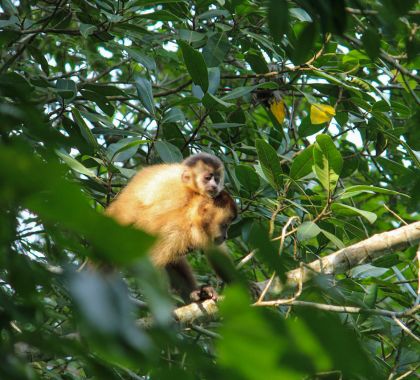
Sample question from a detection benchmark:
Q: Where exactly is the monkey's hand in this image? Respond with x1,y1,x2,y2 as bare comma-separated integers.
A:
190,285,219,302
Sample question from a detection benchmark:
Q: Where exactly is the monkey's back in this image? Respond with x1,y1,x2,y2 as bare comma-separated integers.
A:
106,164,201,259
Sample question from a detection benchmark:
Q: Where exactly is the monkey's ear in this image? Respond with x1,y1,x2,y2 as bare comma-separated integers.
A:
181,169,191,183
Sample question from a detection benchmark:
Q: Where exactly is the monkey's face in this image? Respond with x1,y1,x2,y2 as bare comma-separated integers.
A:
204,211,235,245
199,167,224,198
182,162,224,198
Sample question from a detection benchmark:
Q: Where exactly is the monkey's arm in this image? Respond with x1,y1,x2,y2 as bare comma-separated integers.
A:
165,257,218,302
165,257,197,301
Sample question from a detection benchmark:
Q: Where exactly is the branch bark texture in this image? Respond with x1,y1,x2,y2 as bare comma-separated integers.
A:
172,221,420,324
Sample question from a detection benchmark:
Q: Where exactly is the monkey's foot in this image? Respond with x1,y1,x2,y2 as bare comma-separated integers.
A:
190,285,219,302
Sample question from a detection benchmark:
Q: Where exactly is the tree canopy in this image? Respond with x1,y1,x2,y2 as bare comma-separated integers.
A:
0,0,419,379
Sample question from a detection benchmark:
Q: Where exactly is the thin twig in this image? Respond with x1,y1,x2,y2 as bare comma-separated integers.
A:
256,300,419,319
392,317,420,343
236,250,256,269
190,324,221,339
181,111,209,151
88,58,131,83
394,364,420,380
257,217,299,303
400,73,420,106
345,7,420,16
18,28,81,35
383,204,408,226
255,264,304,306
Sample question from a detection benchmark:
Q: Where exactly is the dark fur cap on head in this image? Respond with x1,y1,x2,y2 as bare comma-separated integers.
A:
214,190,238,219
183,153,223,169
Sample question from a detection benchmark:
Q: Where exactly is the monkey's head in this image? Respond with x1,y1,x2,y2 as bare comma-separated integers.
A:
199,190,237,245
182,153,224,198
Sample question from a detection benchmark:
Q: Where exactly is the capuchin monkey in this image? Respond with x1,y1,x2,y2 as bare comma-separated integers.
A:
106,153,236,301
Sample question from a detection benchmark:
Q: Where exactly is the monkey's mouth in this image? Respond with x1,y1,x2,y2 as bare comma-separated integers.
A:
209,190,218,198
214,236,225,245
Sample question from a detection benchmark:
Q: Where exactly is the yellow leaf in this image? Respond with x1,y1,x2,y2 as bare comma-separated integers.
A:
270,99,286,124
310,104,336,125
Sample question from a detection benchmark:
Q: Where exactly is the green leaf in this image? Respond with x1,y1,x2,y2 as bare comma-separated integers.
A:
162,108,185,124
0,146,155,266
245,52,269,74
331,203,377,224
208,67,221,95
222,85,256,100
235,165,260,193
376,156,413,175
338,185,409,200
137,9,182,21
131,0,187,5
217,287,304,380
107,137,150,162
298,116,324,137
1,0,18,15
202,32,230,67
79,23,96,38
320,229,345,249
210,123,244,129
56,79,77,99
80,89,114,116
372,254,400,268
296,309,378,378
267,0,289,44
56,151,96,178
178,29,206,43
363,284,378,308
222,82,277,101
28,46,49,75
290,145,314,180
135,76,155,116
256,139,283,190
362,28,380,61
290,7,312,22
297,221,321,241
71,108,99,150
0,73,33,97
178,40,208,92
155,141,183,163
125,47,156,71
68,270,153,352
292,22,318,65
313,134,343,194
197,9,230,19
202,92,234,109
83,83,127,96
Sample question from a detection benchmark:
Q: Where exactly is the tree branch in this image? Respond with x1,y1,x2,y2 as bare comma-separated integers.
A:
256,300,419,319
170,221,420,324
345,7,420,16
278,221,420,292
344,34,420,82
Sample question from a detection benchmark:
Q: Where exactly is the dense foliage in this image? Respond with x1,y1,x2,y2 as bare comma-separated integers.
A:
0,0,419,379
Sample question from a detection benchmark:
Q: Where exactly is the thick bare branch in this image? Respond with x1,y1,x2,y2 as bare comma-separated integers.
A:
172,221,420,324
173,299,219,324
280,221,420,292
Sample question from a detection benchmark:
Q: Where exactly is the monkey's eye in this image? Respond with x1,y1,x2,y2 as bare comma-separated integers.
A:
204,174,213,181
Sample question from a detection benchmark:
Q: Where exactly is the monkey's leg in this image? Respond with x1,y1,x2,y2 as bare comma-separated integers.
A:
165,257,218,302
